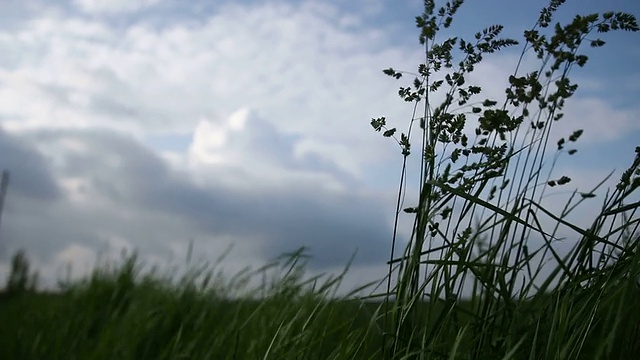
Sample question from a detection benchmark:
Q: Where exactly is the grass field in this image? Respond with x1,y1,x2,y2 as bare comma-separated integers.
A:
1,249,639,359
0,253,385,359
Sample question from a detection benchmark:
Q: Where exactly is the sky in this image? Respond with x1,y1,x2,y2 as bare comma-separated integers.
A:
0,0,638,293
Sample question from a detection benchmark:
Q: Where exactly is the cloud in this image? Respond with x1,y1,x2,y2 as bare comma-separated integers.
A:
186,108,360,191
0,0,420,290
0,120,392,287
0,128,60,201
0,0,415,172
73,0,162,14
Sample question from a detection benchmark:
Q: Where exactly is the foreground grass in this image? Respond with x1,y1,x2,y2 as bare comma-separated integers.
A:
368,1,640,358
2,250,640,359
0,254,385,360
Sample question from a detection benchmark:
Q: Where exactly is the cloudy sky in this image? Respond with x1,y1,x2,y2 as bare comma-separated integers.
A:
0,0,638,292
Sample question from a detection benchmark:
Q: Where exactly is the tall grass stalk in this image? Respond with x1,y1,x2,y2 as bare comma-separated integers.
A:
370,1,640,358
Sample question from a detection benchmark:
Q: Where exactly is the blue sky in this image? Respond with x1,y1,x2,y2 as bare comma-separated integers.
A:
0,0,638,291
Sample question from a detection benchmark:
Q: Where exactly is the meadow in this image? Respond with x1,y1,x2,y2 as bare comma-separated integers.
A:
1,243,639,359
2,0,640,359
0,252,385,359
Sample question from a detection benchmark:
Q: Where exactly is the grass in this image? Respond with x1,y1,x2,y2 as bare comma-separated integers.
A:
1,241,639,359
2,1,640,359
0,252,386,359
368,1,640,358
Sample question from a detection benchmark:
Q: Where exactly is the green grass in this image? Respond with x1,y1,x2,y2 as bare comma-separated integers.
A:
367,1,640,359
1,248,639,359
0,253,386,359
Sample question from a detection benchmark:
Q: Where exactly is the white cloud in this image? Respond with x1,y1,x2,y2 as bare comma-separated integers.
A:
560,97,639,143
0,1,416,178
74,0,162,14
189,108,249,165
54,243,97,274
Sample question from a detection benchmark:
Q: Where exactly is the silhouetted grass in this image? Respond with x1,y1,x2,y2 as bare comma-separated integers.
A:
370,1,640,358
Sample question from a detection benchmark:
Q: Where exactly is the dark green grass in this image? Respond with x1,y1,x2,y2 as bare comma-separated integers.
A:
2,254,639,359
0,256,385,360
